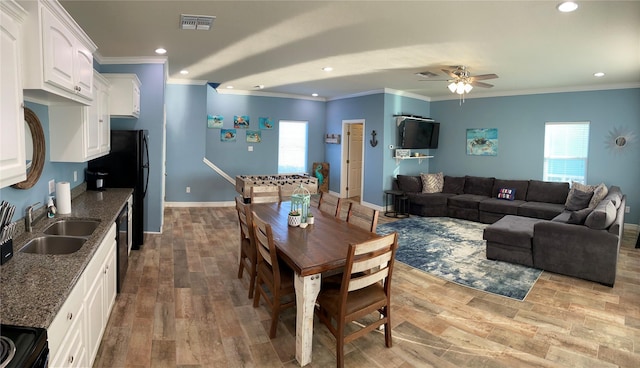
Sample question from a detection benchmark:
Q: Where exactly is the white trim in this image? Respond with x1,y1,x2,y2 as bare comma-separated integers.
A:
165,201,235,208
383,88,431,102
216,88,326,101
167,79,209,85
429,83,640,101
361,200,384,212
98,56,168,65
202,157,235,185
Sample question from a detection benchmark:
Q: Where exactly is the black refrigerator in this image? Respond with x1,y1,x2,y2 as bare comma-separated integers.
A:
89,130,149,249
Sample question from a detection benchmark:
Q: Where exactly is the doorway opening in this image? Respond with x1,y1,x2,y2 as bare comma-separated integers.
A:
340,119,364,202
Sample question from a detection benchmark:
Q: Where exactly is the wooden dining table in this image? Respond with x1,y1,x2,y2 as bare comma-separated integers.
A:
250,201,380,366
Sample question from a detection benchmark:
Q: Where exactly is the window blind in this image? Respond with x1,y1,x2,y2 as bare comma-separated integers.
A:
543,122,590,184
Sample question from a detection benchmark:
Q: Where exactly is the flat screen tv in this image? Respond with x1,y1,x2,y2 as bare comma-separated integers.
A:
399,119,440,149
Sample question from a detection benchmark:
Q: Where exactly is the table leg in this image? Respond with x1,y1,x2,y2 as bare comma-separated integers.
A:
294,272,321,366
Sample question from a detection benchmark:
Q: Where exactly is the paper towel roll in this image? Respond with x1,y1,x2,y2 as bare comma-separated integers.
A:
56,181,72,214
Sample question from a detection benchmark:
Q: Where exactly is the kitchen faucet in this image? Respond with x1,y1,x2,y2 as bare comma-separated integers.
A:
25,202,42,233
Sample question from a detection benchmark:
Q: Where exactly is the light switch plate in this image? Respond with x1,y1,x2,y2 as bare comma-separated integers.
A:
48,179,55,194
248,146,253,152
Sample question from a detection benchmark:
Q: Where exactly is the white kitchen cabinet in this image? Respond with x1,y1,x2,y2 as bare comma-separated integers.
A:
49,70,110,162
104,73,141,118
85,223,116,364
19,0,96,105
48,266,87,367
0,1,27,189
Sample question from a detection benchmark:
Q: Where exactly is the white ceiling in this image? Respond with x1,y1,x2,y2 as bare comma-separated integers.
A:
59,0,640,100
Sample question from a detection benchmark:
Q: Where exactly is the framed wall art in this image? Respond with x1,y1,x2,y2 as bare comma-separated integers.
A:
467,128,498,156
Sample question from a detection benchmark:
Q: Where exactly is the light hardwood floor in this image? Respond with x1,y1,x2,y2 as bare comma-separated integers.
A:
93,203,640,367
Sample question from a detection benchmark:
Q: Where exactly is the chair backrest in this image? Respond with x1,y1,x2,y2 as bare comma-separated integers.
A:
250,185,281,204
278,185,294,202
318,191,342,218
340,232,398,297
346,202,379,233
235,196,253,241
251,211,283,279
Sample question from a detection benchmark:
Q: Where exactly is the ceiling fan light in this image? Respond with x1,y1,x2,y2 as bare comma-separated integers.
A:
456,81,465,94
464,83,473,93
448,82,457,93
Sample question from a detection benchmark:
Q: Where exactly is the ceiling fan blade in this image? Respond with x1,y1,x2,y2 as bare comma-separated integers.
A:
470,73,499,81
470,81,494,88
441,69,459,79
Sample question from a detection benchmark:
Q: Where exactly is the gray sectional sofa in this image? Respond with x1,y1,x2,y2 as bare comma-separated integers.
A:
393,174,626,286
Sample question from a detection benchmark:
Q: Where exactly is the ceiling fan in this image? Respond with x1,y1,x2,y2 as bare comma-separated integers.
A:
417,66,498,95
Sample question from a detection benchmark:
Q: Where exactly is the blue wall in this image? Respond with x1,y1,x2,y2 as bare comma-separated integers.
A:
431,88,640,224
100,63,166,233
164,84,326,202
0,102,86,223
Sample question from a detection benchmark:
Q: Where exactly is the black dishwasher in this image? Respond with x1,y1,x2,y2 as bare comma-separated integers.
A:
116,204,129,292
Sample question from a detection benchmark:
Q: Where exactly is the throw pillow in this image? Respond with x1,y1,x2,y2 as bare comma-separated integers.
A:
589,183,608,208
496,188,516,201
567,208,592,225
420,172,444,193
565,181,595,207
585,200,616,229
565,189,594,211
396,175,422,193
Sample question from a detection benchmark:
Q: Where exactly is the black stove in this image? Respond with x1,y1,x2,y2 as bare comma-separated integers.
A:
0,325,48,368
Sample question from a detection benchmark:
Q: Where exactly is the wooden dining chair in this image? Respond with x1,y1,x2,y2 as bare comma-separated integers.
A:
251,211,296,338
346,202,380,233
235,196,257,298
315,232,399,368
318,191,342,218
250,185,281,204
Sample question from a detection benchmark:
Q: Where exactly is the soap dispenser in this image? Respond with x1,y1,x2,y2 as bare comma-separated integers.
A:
47,196,57,218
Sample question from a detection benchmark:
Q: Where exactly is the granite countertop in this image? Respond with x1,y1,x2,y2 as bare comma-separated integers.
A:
0,188,133,328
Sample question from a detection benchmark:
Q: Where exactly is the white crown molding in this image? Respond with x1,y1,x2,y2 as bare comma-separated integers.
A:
215,88,326,102
327,88,431,102
167,79,209,85
429,83,640,101
97,55,168,65
328,89,385,101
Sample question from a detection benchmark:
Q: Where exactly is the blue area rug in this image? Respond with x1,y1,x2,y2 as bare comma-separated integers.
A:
377,217,542,301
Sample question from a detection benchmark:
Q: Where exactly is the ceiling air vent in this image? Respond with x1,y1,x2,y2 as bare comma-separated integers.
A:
180,14,216,31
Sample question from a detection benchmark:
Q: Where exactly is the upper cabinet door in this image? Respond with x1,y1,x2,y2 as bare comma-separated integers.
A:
42,6,75,94
0,2,27,189
74,46,93,100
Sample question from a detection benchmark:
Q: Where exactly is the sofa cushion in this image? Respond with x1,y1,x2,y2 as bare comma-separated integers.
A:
605,186,623,209
584,199,616,230
566,181,608,209
551,211,571,223
396,175,422,193
420,172,444,193
448,194,489,210
526,180,569,204
568,208,593,225
492,179,529,201
589,183,609,208
497,188,516,201
464,176,495,196
479,198,525,215
518,201,566,220
406,192,454,206
565,189,593,211
483,215,544,250
442,176,465,194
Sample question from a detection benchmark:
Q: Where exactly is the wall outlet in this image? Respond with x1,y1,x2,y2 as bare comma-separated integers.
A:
248,146,253,152
186,186,191,193
625,206,630,214
48,179,55,194
73,171,77,182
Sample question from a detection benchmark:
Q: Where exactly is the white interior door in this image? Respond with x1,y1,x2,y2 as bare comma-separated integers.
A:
347,124,363,198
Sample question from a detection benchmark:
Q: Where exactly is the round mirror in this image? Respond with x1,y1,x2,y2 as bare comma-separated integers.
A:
12,107,45,189
615,136,627,147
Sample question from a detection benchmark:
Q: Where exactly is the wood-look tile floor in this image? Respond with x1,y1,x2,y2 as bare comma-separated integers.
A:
94,203,640,367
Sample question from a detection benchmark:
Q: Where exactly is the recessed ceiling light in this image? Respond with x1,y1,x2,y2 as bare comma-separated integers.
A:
322,67,333,72
226,85,234,89
180,70,189,75
155,48,167,55
594,72,605,77
312,93,319,97
557,2,578,13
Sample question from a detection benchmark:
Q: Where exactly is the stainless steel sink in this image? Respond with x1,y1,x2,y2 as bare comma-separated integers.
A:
20,236,86,255
43,220,100,237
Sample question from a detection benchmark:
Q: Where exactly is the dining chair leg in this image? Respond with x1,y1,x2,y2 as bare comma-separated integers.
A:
247,265,257,299
237,259,245,279
336,331,345,368
269,301,280,338
384,307,392,347
253,279,262,308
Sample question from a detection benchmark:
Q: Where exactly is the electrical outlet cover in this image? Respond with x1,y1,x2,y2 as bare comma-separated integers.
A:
48,179,55,194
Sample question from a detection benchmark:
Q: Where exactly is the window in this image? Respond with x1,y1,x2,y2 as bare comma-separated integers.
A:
543,122,590,184
278,121,308,174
